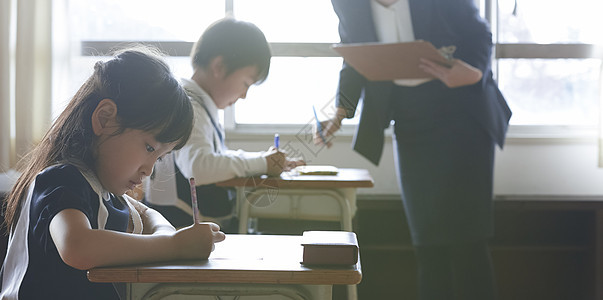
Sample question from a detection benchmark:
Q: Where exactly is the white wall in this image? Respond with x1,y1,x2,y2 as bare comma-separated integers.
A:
227,132,603,197
494,138,603,196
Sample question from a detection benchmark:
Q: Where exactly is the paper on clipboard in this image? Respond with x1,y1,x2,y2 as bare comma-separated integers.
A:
331,40,454,81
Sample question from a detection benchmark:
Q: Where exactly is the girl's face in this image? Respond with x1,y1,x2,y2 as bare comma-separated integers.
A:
95,128,174,195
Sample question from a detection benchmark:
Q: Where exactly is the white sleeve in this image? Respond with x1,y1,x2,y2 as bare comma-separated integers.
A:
174,102,267,185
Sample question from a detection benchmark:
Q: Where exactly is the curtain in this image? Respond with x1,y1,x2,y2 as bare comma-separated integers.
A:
599,60,603,167
0,0,52,171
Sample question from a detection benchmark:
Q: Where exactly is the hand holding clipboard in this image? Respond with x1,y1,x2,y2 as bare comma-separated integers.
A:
331,40,453,81
332,40,482,88
419,57,483,88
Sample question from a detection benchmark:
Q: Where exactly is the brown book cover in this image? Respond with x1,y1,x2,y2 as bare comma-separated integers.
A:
331,40,453,81
301,231,359,266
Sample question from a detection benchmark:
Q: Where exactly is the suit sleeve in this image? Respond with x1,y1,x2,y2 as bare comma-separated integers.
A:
440,0,494,76
331,0,372,119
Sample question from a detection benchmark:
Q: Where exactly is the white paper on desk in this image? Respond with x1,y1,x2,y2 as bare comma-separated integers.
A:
210,237,265,261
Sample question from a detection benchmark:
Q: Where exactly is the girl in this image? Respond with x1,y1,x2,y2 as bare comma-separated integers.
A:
0,47,225,299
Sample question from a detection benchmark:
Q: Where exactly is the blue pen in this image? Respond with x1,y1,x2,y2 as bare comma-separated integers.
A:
274,133,279,150
313,105,327,144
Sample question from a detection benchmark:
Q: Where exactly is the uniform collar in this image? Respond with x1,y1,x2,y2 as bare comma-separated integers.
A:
180,78,220,119
78,167,112,201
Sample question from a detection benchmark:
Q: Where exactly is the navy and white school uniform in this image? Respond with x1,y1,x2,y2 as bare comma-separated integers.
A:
0,164,143,300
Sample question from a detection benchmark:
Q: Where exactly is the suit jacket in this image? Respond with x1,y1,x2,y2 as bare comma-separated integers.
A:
331,0,512,165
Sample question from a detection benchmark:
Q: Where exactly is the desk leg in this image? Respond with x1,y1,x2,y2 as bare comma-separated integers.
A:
128,282,330,300
237,187,358,234
596,209,603,300
338,188,356,231
337,188,358,300
304,284,333,299
238,187,249,233
234,187,358,300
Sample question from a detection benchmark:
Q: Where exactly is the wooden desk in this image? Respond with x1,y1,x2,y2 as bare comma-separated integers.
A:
216,168,374,233
88,234,362,300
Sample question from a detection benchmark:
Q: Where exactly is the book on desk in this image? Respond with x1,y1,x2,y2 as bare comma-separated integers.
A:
301,231,359,266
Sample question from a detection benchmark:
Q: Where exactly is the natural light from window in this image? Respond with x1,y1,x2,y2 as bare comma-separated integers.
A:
53,0,602,130
496,0,602,126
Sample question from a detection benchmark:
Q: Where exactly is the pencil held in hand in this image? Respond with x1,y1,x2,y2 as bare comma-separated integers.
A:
313,105,327,144
189,178,200,224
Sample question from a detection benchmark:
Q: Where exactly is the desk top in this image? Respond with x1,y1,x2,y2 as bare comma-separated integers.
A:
216,168,374,189
87,234,362,285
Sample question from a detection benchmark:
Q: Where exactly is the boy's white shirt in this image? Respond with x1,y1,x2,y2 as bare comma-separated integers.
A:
175,78,267,184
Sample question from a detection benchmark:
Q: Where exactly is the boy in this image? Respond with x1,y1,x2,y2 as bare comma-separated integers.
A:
145,18,304,231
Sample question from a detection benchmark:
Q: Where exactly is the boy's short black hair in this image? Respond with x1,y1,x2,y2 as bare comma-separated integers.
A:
190,18,271,83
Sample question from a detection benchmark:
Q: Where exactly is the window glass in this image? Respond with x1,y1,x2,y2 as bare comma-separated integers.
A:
498,0,603,44
68,0,225,41
498,59,600,126
55,1,602,129
52,55,194,119
52,56,101,116
234,57,348,125
168,56,194,80
233,0,340,43
496,0,601,128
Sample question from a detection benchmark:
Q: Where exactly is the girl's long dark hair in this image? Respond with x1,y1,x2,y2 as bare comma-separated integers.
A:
3,46,193,231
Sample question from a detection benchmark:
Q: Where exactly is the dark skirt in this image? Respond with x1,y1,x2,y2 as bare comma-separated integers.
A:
391,82,495,246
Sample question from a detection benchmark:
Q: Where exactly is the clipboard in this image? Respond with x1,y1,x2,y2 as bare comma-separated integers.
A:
331,40,453,81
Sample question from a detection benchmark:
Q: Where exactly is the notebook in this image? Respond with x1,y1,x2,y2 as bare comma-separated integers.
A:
295,165,339,176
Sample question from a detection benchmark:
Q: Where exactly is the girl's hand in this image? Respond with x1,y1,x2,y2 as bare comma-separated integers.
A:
419,58,483,88
172,222,225,260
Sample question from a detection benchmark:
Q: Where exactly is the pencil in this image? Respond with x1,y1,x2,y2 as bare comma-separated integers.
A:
189,178,200,224
313,105,327,144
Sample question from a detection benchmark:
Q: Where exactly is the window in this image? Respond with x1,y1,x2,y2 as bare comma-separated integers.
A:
490,0,603,127
52,0,225,117
53,0,351,131
54,0,602,133
230,0,345,127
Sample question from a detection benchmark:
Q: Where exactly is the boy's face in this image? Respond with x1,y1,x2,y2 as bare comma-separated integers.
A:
211,65,259,109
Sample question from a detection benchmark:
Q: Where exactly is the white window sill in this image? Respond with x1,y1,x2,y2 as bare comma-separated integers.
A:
225,124,599,144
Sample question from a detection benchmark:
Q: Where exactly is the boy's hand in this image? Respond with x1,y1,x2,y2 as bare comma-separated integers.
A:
313,107,346,148
264,149,286,176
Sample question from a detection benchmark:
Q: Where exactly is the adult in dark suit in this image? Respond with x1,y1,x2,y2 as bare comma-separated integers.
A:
317,0,512,299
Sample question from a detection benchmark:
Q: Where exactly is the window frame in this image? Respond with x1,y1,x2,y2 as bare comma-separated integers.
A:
78,0,602,140
486,0,601,140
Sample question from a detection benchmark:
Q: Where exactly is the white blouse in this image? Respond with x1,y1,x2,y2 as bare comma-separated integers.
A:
371,0,431,86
